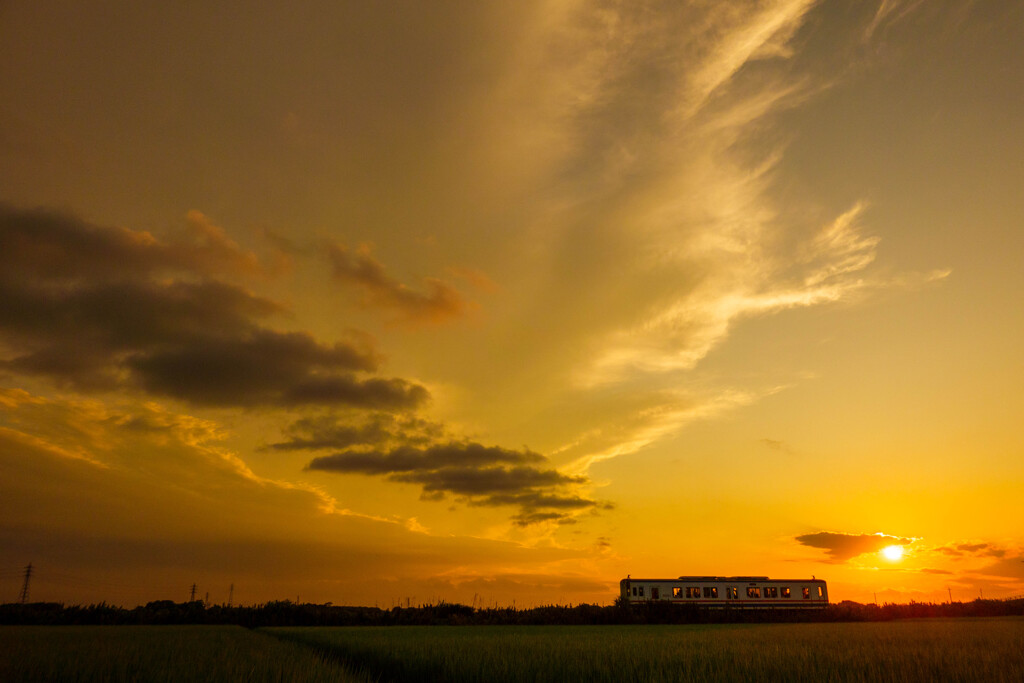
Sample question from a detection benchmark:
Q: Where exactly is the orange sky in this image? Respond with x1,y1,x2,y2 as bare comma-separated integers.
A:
2,0,1022,607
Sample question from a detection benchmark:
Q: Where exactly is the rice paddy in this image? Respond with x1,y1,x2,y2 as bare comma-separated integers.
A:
3,617,1022,682
267,618,1024,682
0,625,369,682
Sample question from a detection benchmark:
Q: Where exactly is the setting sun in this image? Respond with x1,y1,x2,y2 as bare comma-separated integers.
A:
882,545,905,562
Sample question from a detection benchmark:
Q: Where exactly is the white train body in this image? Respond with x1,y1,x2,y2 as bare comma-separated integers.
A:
620,576,828,608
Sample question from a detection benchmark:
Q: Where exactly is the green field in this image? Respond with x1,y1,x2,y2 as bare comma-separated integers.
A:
0,625,369,682
3,618,1023,682
268,619,1024,682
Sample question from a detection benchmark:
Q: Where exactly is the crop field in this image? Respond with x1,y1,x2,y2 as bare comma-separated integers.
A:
268,618,1024,682
2,618,1023,682
0,625,369,682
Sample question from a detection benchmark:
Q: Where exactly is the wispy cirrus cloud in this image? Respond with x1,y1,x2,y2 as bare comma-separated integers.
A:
563,387,768,475
0,387,336,518
501,1,950,476
863,0,926,42
583,202,882,385
681,0,819,116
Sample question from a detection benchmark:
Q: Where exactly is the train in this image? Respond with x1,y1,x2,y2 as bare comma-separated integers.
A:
620,576,828,608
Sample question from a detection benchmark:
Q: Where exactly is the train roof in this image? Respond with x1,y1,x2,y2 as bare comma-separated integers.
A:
621,576,825,583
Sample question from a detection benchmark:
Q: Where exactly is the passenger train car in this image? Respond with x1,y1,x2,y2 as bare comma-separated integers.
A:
620,576,828,608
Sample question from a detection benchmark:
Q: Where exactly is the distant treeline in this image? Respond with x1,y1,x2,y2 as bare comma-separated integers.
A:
2,598,1022,627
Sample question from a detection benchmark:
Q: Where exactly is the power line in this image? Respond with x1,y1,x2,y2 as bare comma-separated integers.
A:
19,563,33,604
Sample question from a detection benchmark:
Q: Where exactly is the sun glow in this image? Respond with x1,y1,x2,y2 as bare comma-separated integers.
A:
882,544,905,561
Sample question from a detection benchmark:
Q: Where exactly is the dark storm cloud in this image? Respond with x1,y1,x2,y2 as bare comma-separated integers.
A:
129,331,424,408
269,413,446,451
973,555,1024,581
0,204,260,280
957,543,994,554
327,242,468,324
307,442,545,474
510,511,575,527
306,441,599,525
393,465,580,495
480,492,600,509
482,491,607,528
795,531,913,561
0,204,428,409
0,270,282,349
934,542,1006,558
0,277,288,390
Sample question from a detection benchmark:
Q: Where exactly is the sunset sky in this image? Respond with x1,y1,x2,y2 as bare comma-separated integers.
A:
2,0,1023,607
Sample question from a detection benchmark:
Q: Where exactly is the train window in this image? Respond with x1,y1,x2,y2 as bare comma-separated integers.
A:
781,587,791,598
673,587,682,598
632,587,637,596
802,587,810,599
652,587,660,599
765,587,777,598
639,586,644,597
728,587,738,599
703,587,718,598
817,586,824,598
688,587,701,598
746,587,761,598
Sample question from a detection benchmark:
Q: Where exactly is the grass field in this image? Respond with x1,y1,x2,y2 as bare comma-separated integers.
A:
267,618,1024,682
0,625,369,682
2,618,1023,682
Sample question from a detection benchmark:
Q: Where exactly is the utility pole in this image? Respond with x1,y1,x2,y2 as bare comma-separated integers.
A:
19,563,33,604
947,587,952,603
227,583,234,608
190,583,197,602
